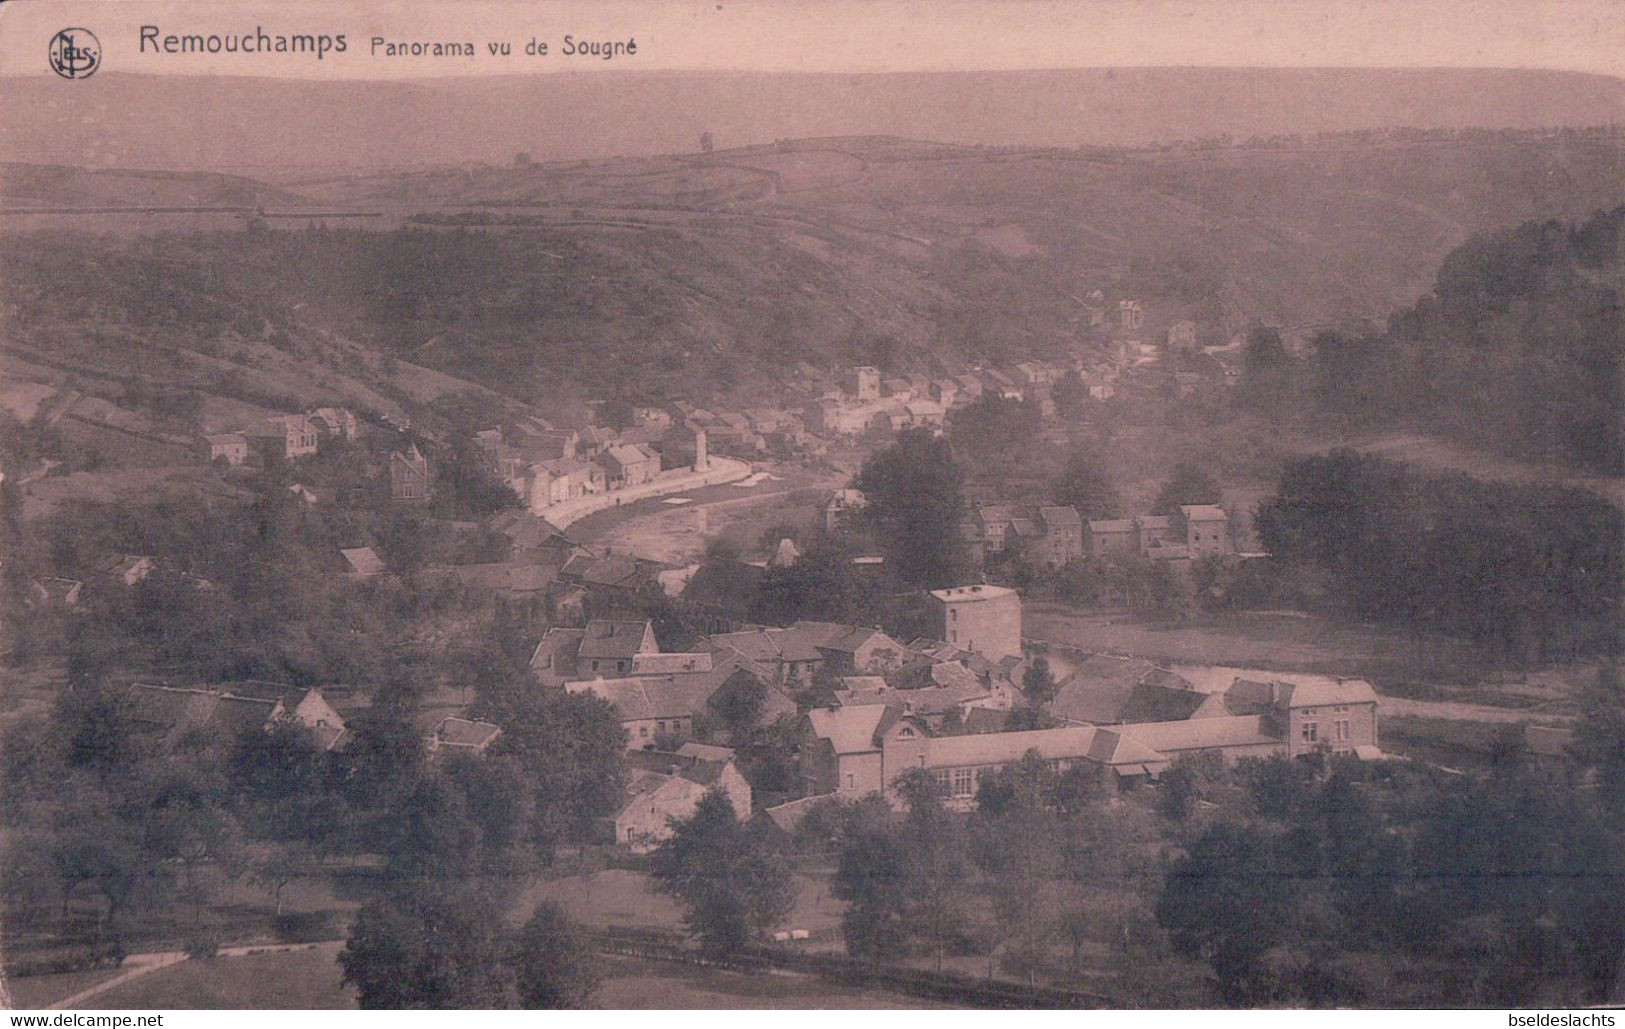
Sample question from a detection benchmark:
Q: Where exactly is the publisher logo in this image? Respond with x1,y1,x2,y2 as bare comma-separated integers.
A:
48,28,101,79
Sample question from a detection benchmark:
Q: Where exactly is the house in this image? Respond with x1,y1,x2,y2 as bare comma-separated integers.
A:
930,379,960,409
1118,299,1144,331
615,747,752,852
597,443,660,489
125,683,284,754
1223,676,1380,757
308,407,358,440
426,717,502,756
881,377,913,400
951,373,984,402
814,626,908,677
927,585,1022,663
249,414,320,460
903,400,946,431
824,489,867,534
979,368,1023,400
1181,504,1232,557
834,680,1000,731
1037,506,1084,567
221,681,348,750
201,432,248,466
565,676,713,749
972,505,1015,554
287,483,320,505
529,627,587,686
444,562,557,599
340,546,385,579
29,576,83,608
1049,655,1187,724
1137,515,1175,555
577,619,660,677
390,445,430,502
99,554,155,587
660,423,708,472
846,366,881,401
1167,321,1198,350
801,704,900,798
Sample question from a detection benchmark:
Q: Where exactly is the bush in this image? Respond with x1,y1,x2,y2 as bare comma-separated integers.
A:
272,911,335,943
184,934,221,960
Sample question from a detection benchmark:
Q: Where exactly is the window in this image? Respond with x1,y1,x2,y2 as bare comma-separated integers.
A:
898,726,914,738
949,630,957,643
950,609,958,622
640,725,649,737
952,768,975,797
657,720,667,732
591,660,600,672
1335,719,1351,742
846,773,855,788
931,769,950,792
1301,722,1318,743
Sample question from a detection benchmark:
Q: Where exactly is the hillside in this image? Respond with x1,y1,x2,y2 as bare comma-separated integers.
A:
0,163,309,209
4,131,1621,413
2,68,1621,175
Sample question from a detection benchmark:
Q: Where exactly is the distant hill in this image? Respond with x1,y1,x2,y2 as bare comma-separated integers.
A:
1,131,1621,445
1,68,1620,175
0,163,309,209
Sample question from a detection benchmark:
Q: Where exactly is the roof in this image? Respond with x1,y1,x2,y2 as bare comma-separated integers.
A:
1087,728,1171,767
962,708,1009,734
432,718,502,749
762,795,830,834
1039,506,1083,528
1049,655,1163,724
445,563,556,594
204,432,246,446
567,676,712,721
1273,677,1380,709
676,742,737,763
340,547,385,577
1181,504,1228,521
922,726,1099,769
1116,682,1227,724
1088,519,1136,533
578,619,655,661
602,443,657,467
530,627,586,669
1115,715,1280,753
806,704,897,755
835,682,990,716
209,695,281,736
630,652,714,675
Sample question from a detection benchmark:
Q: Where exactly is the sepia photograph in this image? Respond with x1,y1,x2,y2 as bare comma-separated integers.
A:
0,0,1620,1014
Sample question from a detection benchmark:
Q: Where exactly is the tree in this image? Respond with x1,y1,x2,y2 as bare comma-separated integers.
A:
511,901,600,1009
1051,369,1088,419
1150,462,1222,516
1053,450,1121,519
1022,657,1058,704
833,825,911,958
853,428,968,588
649,789,793,956
340,882,516,1008
1156,821,1297,1006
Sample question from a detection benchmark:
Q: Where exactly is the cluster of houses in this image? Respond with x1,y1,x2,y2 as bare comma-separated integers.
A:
197,405,431,504
1085,504,1236,562
475,409,709,515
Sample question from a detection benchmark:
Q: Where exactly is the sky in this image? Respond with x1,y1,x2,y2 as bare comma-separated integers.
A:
1,0,1622,80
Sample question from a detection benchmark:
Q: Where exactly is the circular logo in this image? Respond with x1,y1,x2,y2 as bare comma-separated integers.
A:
48,28,100,79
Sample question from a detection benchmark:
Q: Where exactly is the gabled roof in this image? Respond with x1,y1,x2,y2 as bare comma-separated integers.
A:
806,704,897,755
578,619,656,661
432,717,503,749
567,676,712,722
340,547,385,577
630,651,714,676
530,628,586,670
1180,504,1228,521
1116,682,1228,724
761,795,829,834
209,695,281,736
1039,506,1083,528
445,563,557,594
1273,677,1380,709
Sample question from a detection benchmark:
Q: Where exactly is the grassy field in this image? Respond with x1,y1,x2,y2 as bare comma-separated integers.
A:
516,868,845,937
80,945,355,1010
594,956,943,1009
1026,603,1494,683
6,967,127,1010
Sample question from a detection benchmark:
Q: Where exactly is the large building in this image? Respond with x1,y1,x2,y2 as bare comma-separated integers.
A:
801,674,1382,810
927,585,1022,664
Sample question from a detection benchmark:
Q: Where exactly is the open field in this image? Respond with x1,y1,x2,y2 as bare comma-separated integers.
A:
1025,603,1495,682
78,944,354,1010
5,967,127,1010
516,868,845,938
594,955,944,1009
